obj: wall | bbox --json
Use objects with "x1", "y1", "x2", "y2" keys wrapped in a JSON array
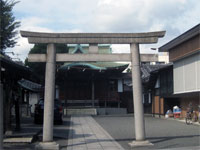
[
  {"x1": 160, "y1": 67, "x2": 173, "y2": 96},
  {"x1": 174, "y1": 51, "x2": 200, "y2": 94},
  {"x1": 169, "y1": 34, "x2": 200, "y2": 62},
  {"x1": 179, "y1": 92, "x2": 200, "y2": 118},
  {"x1": 29, "y1": 92, "x2": 40, "y2": 113}
]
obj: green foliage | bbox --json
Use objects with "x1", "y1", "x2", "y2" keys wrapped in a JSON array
[
  {"x1": 0, "y1": 0, "x2": 20, "y2": 51},
  {"x1": 28, "y1": 44, "x2": 47, "y2": 54},
  {"x1": 28, "y1": 43, "x2": 69, "y2": 54},
  {"x1": 25, "y1": 57, "x2": 46, "y2": 84},
  {"x1": 25, "y1": 44, "x2": 68, "y2": 83}
]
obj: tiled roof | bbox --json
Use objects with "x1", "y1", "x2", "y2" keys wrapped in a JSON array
[
  {"x1": 18, "y1": 79, "x2": 42, "y2": 92},
  {"x1": 1, "y1": 53, "x2": 31, "y2": 75},
  {"x1": 141, "y1": 63, "x2": 173, "y2": 83}
]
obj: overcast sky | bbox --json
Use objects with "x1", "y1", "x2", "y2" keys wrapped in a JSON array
[{"x1": 7, "y1": 0, "x2": 200, "y2": 61}]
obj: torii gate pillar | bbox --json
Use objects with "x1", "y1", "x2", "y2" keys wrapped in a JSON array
[
  {"x1": 35, "y1": 44, "x2": 59, "y2": 150},
  {"x1": 43, "y1": 44, "x2": 56, "y2": 142},
  {"x1": 131, "y1": 43, "x2": 145, "y2": 140},
  {"x1": 129, "y1": 43, "x2": 153, "y2": 147}
]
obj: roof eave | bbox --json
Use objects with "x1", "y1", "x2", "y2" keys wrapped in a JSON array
[{"x1": 159, "y1": 24, "x2": 200, "y2": 52}]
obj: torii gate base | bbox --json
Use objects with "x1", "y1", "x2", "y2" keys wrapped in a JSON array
[
  {"x1": 35, "y1": 142, "x2": 59, "y2": 150},
  {"x1": 21, "y1": 31, "x2": 165, "y2": 149},
  {"x1": 129, "y1": 140, "x2": 154, "y2": 147}
]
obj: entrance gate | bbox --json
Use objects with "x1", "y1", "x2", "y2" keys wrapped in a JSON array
[{"x1": 21, "y1": 31, "x2": 165, "y2": 149}]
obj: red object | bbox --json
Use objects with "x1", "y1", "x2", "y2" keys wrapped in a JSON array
[{"x1": 174, "y1": 112, "x2": 181, "y2": 118}]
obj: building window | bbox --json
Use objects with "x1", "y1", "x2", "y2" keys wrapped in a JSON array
[{"x1": 143, "y1": 93, "x2": 151, "y2": 104}]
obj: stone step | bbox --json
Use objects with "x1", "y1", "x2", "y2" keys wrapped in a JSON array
[
  {"x1": 3, "y1": 137, "x2": 33, "y2": 143},
  {"x1": 64, "y1": 108, "x2": 97, "y2": 115}
]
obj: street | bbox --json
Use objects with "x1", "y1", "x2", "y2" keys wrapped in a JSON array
[
  {"x1": 94, "y1": 115, "x2": 200, "y2": 150},
  {"x1": 3, "y1": 115, "x2": 200, "y2": 150}
]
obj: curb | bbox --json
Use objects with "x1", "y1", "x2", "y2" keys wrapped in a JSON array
[{"x1": 3, "y1": 129, "x2": 42, "y2": 143}]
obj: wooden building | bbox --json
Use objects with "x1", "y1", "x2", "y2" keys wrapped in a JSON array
[
  {"x1": 0, "y1": 53, "x2": 41, "y2": 133},
  {"x1": 56, "y1": 44, "x2": 171, "y2": 114},
  {"x1": 56, "y1": 44, "x2": 129, "y2": 113},
  {"x1": 159, "y1": 24, "x2": 200, "y2": 117},
  {"x1": 149, "y1": 64, "x2": 179, "y2": 116},
  {"x1": 139, "y1": 64, "x2": 174, "y2": 115}
]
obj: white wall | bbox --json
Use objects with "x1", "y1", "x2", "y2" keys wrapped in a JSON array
[
  {"x1": 29, "y1": 92, "x2": 40, "y2": 113},
  {"x1": 174, "y1": 51, "x2": 200, "y2": 94}
]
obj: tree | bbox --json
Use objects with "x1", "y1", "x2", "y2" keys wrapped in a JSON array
[
  {"x1": 25, "y1": 44, "x2": 68, "y2": 84},
  {"x1": 0, "y1": 0, "x2": 20, "y2": 52}
]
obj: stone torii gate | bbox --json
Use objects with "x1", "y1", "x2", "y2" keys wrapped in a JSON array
[{"x1": 21, "y1": 31, "x2": 165, "y2": 149}]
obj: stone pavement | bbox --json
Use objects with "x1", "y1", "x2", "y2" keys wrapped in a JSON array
[{"x1": 66, "y1": 116, "x2": 125, "y2": 150}]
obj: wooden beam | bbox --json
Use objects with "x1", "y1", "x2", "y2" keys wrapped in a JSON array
[{"x1": 28, "y1": 53, "x2": 158, "y2": 62}]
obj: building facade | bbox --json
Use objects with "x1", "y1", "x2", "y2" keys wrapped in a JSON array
[
  {"x1": 56, "y1": 44, "x2": 167, "y2": 114},
  {"x1": 57, "y1": 44, "x2": 129, "y2": 114},
  {"x1": 159, "y1": 24, "x2": 200, "y2": 117}
]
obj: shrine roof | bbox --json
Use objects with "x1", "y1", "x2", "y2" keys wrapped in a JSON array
[
  {"x1": 18, "y1": 78, "x2": 42, "y2": 92},
  {"x1": 59, "y1": 62, "x2": 129, "y2": 72}
]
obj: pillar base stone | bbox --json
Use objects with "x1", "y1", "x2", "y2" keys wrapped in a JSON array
[
  {"x1": 35, "y1": 142, "x2": 59, "y2": 150},
  {"x1": 129, "y1": 140, "x2": 153, "y2": 147}
]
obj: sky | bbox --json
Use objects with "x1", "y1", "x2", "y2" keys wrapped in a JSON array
[{"x1": 6, "y1": 0, "x2": 200, "y2": 61}]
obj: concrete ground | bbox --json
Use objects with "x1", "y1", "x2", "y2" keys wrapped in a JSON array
[
  {"x1": 94, "y1": 114, "x2": 200, "y2": 150},
  {"x1": 3, "y1": 117, "x2": 71, "y2": 150},
  {"x1": 4, "y1": 116, "x2": 124, "y2": 150},
  {"x1": 65, "y1": 116, "x2": 125, "y2": 150},
  {"x1": 3, "y1": 115, "x2": 200, "y2": 150}
]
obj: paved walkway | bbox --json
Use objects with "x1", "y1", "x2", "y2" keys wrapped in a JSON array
[{"x1": 66, "y1": 116, "x2": 124, "y2": 150}]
